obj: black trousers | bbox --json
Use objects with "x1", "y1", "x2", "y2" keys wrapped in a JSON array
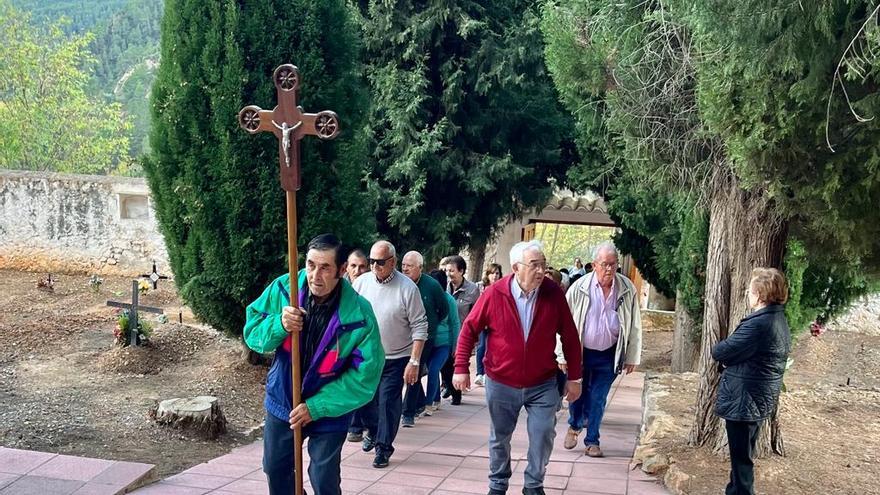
[
  {"x1": 725, "y1": 419, "x2": 760, "y2": 495},
  {"x1": 440, "y1": 353, "x2": 461, "y2": 402}
]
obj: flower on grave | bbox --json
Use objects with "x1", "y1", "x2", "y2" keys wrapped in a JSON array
[
  {"x1": 89, "y1": 275, "x2": 103, "y2": 293},
  {"x1": 138, "y1": 279, "x2": 151, "y2": 295},
  {"x1": 810, "y1": 321, "x2": 826, "y2": 337},
  {"x1": 114, "y1": 310, "x2": 154, "y2": 347}
]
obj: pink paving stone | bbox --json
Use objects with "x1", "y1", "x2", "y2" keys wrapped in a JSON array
[
  {"x1": 71, "y1": 482, "x2": 126, "y2": 495},
  {"x1": 185, "y1": 462, "x2": 258, "y2": 479},
  {"x1": 339, "y1": 477, "x2": 374, "y2": 492},
  {"x1": 29, "y1": 454, "x2": 115, "y2": 482},
  {"x1": 0, "y1": 448, "x2": 55, "y2": 474},
  {"x1": 392, "y1": 460, "x2": 458, "y2": 477},
  {"x1": 164, "y1": 473, "x2": 238, "y2": 490},
  {"x1": 209, "y1": 454, "x2": 263, "y2": 469},
  {"x1": 571, "y1": 461, "x2": 630, "y2": 480},
  {"x1": 565, "y1": 477, "x2": 627, "y2": 494},
  {"x1": 244, "y1": 469, "x2": 266, "y2": 481},
  {"x1": 208, "y1": 478, "x2": 267, "y2": 495},
  {"x1": 406, "y1": 452, "x2": 464, "y2": 466},
  {"x1": 132, "y1": 482, "x2": 209, "y2": 494},
  {"x1": 625, "y1": 480, "x2": 670, "y2": 495},
  {"x1": 449, "y1": 466, "x2": 487, "y2": 481},
  {"x1": 0, "y1": 473, "x2": 19, "y2": 490},
  {"x1": 89, "y1": 461, "x2": 155, "y2": 487},
  {"x1": 0, "y1": 475, "x2": 84, "y2": 495},
  {"x1": 360, "y1": 481, "x2": 433, "y2": 495},
  {"x1": 340, "y1": 466, "x2": 386, "y2": 482},
  {"x1": 378, "y1": 470, "x2": 443, "y2": 489},
  {"x1": 432, "y1": 477, "x2": 489, "y2": 494},
  {"x1": 547, "y1": 461, "x2": 574, "y2": 477}
]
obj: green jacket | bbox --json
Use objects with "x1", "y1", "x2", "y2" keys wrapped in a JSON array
[{"x1": 243, "y1": 271, "x2": 384, "y2": 431}]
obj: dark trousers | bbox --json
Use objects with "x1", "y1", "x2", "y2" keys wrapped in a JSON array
[
  {"x1": 725, "y1": 419, "x2": 760, "y2": 495},
  {"x1": 475, "y1": 331, "x2": 487, "y2": 375},
  {"x1": 263, "y1": 413, "x2": 346, "y2": 495},
  {"x1": 403, "y1": 342, "x2": 432, "y2": 419},
  {"x1": 361, "y1": 357, "x2": 409, "y2": 456},
  {"x1": 440, "y1": 353, "x2": 461, "y2": 402}
]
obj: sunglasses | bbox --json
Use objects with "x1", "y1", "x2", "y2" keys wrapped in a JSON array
[{"x1": 368, "y1": 255, "x2": 394, "y2": 267}]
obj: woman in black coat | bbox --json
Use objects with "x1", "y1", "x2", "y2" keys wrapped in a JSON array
[{"x1": 712, "y1": 268, "x2": 792, "y2": 495}]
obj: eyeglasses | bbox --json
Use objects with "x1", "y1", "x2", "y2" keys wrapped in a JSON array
[
  {"x1": 518, "y1": 260, "x2": 548, "y2": 271},
  {"x1": 368, "y1": 255, "x2": 394, "y2": 267},
  {"x1": 596, "y1": 261, "x2": 618, "y2": 271}
]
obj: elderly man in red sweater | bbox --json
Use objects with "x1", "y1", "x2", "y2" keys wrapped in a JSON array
[{"x1": 453, "y1": 240, "x2": 583, "y2": 495}]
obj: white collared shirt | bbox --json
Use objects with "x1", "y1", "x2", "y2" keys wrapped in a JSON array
[{"x1": 511, "y1": 277, "x2": 539, "y2": 340}]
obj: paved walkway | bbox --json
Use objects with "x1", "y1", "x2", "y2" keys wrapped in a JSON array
[
  {"x1": 131, "y1": 371, "x2": 667, "y2": 495},
  {"x1": 0, "y1": 447, "x2": 155, "y2": 494}
]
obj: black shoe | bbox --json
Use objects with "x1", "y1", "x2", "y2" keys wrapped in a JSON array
[
  {"x1": 362, "y1": 434, "x2": 375, "y2": 452},
  {"x1": 522, "y1": 488, "x2": 545, "y2": 495},
  {"x1": 346, "y1": 431, "x2": 363, "y2": 443},
  {"x1": 372, "y1": 451, "x2": 390, "y2": 468},
  {"x1": 488, "y1": 489, "x2": 506, "y2": 495},
  {"x1": 441, "y1": 386, "x2": 452, "y2": 399},
  {"x1": 401, "y1": 416, "x2": 415, "y2": 428},
  {"x1": 451, "y1": 396, "x2": 462, "y2": 406}
]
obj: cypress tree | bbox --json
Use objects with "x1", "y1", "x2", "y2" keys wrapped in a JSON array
[
  {"x1": 361, "y1": 0, "x2": 576, "y2": 263},
  {"x1": 146, "y1": 0, "x2": 372, "y2": 337}
]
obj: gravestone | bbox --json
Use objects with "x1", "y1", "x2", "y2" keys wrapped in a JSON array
[{"x1": 107, "y1": 280, "x2": 164, "y2": 346}]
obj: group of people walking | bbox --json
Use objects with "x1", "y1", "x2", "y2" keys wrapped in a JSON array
[{"x1": 243, "y1": 233, "x2": 790, "y2": 495}]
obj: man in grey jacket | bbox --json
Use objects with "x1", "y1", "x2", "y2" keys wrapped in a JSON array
[
  {"x1": 352, "y1": 240, "x2": 428, "y2": 468},
  {"x1": 557, "y1": 241, "x2": 642, "y2": 457}
]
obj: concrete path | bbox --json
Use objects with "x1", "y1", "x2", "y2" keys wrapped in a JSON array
[
  {"x1": 0, "y1": 447, "x2": 155, "y2": 494},
  {"x1": 132, "y1": 371, "x2": 667, "y2": 495}
]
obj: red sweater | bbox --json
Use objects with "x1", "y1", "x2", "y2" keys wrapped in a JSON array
[{"x1": 455, "y1": 274, "x2": 583, "y2": 388}]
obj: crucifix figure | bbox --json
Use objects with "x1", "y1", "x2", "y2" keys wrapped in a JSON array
[
  {"x1": 107, "y1": 280, "x2": 164, "y2": 346},
  {"x1": 238, "y1": 64, "x2": 339, "y2": 495}
]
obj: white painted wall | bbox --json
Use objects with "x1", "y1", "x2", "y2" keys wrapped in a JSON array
[{"x1": 0, "y1": 170, "x2": 168, "y2": 275}]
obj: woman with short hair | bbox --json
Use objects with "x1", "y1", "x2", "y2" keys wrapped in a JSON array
[{"x1": 712, "y1": 267, "x2": 792, "y2": 495}]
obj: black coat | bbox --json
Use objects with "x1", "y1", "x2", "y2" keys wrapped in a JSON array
[{"x1": 712, "y1": 304, "x2": 791, "y2": 422}]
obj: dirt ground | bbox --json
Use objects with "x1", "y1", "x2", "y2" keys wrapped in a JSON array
[
  {"x1": 639, "y1": 297, "x2": 880, "y2": 495},
  {"x1": 0, "y1": 269, "x2": 267, "y2": 478}
]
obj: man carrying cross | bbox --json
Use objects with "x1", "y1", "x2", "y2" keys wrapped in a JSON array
[{"x1": 244, "y1": 234, "x2": 384, "y2": 495}]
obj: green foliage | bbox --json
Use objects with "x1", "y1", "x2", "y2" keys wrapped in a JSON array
[
  {"x1": 0, "y1": 0, "x2": 132, "y2": 173},
  {"x1": 146, "y1": 0, "x2": 373, "y2": 337},
  {"x1": 88, "y1": 0, "x2": 162, "y2": 159},
  {"x1": 361, "y1": 0, "x2": 576, "y2": 259},
  {"x1": 532, "y1": 223, "x2": 615, "y2": 269},
  {"x1": 11, "y1": 0, "x2": 129, "y2": 33}
]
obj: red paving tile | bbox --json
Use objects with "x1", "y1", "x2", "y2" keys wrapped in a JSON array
[
  {"x1": 0, "y1": 448, "x2": 55, "y2": 475},
  {"x1": 71, "y1": 482, "x2": 127, "y2": 495},
  {"x1": 29, "y1": 455, "x2": 114, "y2": 482},
  {"x1": 89, "y1": 461, "x2": 155, "y2": 487},
  {"x1": 0, "y1": 475, "x2": 85, "y2": 495}
]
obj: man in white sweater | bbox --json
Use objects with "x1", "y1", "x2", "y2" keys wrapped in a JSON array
[{"x1": 352, "y1": 240, "x2": 428, "y2": 468}]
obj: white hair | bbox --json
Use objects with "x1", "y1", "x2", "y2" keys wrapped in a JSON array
[
  {"x1": 402, "y1": 250, "x2": 424, "y2": 267},
  {"x1": 372, "y1": 240, "x2": 396, "y2": 257},
  {"x1": 509, "y1": 240, "x2": 544, "y2": 267},
  {"x1": 591, "y1": 241, "x2": 618, "y2": 261}
]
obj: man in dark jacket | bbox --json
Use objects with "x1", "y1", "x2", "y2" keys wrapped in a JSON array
[{"x1": 712, "y1": 268, "x2": 791, "y2": 495}]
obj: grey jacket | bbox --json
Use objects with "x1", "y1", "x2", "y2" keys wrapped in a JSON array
[{"x1": 556, "y1": 272, "x2": 642, "y2": 373}]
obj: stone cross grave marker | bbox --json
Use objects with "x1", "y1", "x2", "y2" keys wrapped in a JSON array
[{"x1": 140, "y1": 261, "x2": 169, "y2": 290}]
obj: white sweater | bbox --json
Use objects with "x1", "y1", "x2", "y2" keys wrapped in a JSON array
[{"x1": 353, "y1": 270, "x2": 428, "y2": 359}]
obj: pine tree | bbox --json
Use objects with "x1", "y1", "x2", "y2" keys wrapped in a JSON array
[
  {"x1": 361, "y1": 0, "x2": 576, "y2": 265},
  {"x1": 146, "y1": 0, "x2": 373, "y2": 337}
]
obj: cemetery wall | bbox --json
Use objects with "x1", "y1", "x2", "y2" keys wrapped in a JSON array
[{"x1": 0, "y1": 170, "x2": 169, "y2": 276}]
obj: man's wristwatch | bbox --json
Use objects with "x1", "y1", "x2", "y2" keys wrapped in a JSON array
[{"x1": 408, "y1": 358, "x2": 420, "y2": 366}]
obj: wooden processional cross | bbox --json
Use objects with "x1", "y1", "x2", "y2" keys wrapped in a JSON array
[{"x1": 238, "y1": 64, "x2": 339, "y2": 495}]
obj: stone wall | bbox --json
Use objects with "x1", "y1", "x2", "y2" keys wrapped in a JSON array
[{"x1": 0, "y1": 170, "x2": 168, "y2": 276}]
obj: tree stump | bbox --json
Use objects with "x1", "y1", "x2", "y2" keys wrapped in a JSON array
[{"x1": 151, "y1": 396, "x2": 228, "y2": 439}]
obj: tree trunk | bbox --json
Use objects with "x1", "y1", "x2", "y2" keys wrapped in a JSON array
[
  {"x1": 469, "y1": 243, "x2": 487, "y2": 283},
  {"x1": 688, "y1": 187, "x2": 731, "y2": 448},
  {"x1": 689, "y1": 176, "x2": 789, "y2": 457},
  {"x1": 671, "y1": 289, "x2": 698, "y2": 372}
]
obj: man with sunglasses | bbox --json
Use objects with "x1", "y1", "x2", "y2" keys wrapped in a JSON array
[
  {"x1": 351, "y1": 240, "x2": 428, "y2": 468},
  {"x1": 558, "y1": 241, "x2": 642, "y2": 458}
]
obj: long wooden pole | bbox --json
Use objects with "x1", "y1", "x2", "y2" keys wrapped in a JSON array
[{"x1": 286, "y1": 190, "x2": 303, "y2": 495}]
